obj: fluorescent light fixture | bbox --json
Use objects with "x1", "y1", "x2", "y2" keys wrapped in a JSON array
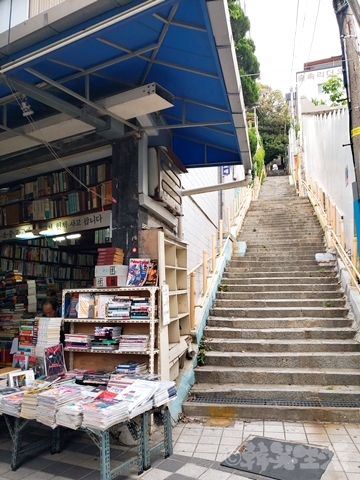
[
  {"x1": 53, "y1": 236, "x2": 66, "y2": 242},
  {"x1": 15, "y1": 231, "x2": 41, "y2": 240},
  {"x1": 66, "y1": 233, "x2": 81, "y2": 239},
  {"x1": 39, "y1": 228, "x2": 64, "y2": 236},
  {"x1": 100, "y1": 83, "x2": 174, "y2": 120}
]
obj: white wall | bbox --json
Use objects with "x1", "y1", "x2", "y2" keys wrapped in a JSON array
[
  {"x1": 301, "y1": 105, "x2": 355, "y2": 249},
  {"x1": 181, "y1": 165, "x2": 245, "y2": 301}
]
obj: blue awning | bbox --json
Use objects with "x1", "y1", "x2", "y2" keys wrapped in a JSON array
[{"x1": 0, "y1": 0, "x2": 250, "y2": 170}]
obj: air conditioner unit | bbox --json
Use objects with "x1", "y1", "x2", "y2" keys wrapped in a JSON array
[{"x1": 148, "y1": 147, "x2": 183, "y2": 216}]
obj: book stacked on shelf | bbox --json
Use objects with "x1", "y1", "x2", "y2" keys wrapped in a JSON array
[
  {"x1": 94, "y1": 264, "x2": 128, "y2": 288},
  {"x1": 118, "y1": 334, "x2": 150, "y2": 352},
  {"x1": 26, "y1": 280, "x2": 37, "y2": 314},
  {"x1": 64, "y1": 333, "x2": 94, "y2": 350},
  {"x1": 68, "y1": 293, "x2": 79, "y2": 318},
  {"x1": 17, "y1": 321, "x2": 37, "y2": 355},
  {"x1": 105, "y1": 296, "x2": 131, "y2": 318},
  {"x1": 90, "y1": 326, "x2": 122, "y2": 351},
  {"x1": 96, "y1": 247, "x2": 124, "y2": 266},
  {"x1": 34, "y1": 317, "x2": 62, "y2": 358},
  {"x1": 130, "y1": 297, "x2": 150, "y2": 319},
  {"x1": 80, "y1": 370, "x2": 111, "y2": 386},
  {"x1": 114, "y1": 361, "x2": 148, "y2": 375}
]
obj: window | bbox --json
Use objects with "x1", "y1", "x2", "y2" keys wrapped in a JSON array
[
  {"x1": 318, "y1": 84, "x2": 324, "y2": 94},
  {"x1": 0, "y1": 0, "x2": 29, "y2": 35}
]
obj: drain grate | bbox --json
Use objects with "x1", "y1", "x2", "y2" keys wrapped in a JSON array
[{"x1": 187, "y1": 397, "x2": 360, "y2": 408}]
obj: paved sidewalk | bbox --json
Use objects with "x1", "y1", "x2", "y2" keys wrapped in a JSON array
[{"x1": 0, "y1": 418, "x2": 360, "y2": 480}]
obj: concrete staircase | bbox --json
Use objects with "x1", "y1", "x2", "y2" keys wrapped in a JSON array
[{"x1": 183, "y1": 176, "x2": 360, "y2": 423}]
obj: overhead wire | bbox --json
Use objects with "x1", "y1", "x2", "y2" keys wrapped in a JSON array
[
  {"x1": 289, "y1": 0, "x2": 301, "y2": 88},
  {"x1": 0, "y1": 71, "x2": 114, "y2": 206}
]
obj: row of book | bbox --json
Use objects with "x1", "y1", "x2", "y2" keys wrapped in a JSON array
[
  {"x1": 0, "y1": 261, "x2": 94, "y2": 281},
  {"x1": 68, "y1": 293, "x2": 153, "y2": 319},
  {"x1": 1, "y1": 244, "x2": 96, "y2": 267},
  {"x1": 0, "y1": 183, "x2": 112, "y2": 225},
  {"x1": 0, "y1": 161, "x2": 112, "y2": 204}
]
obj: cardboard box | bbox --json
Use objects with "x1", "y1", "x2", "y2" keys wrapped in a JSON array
[
  {"x1": 95, "y1": 265, "x2": 128, "y2": 277},
  {"x1": 94, "y1": 276, "x2": 127, "y2": 288}
]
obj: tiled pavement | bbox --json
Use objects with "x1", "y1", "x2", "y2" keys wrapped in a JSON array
[{"x1": 0, "y1": 417, "x2": 360, "y2": 480}]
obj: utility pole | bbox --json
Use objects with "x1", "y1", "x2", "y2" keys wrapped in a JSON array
[
  {"x1": 347, "y1": 0, "x2": 360, "y2": 28},
  {"x1": 333, "y1": 0, "x2": 360, "y2": 197}
]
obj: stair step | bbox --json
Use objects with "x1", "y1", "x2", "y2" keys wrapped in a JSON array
[
  {"x1": 194, "y1": 365, "x2": 360, "y2": 385},
  {"x1": 221, "y1": 277, "x2": 339, "y2": 285},
  {"x1": 204, "y1": 326, "x2": 355, "y2": 339},
  {"x1": 225, "y1": 265, "x2": 334, "y2": 273},
  {"x1": 209, "y1": 307, "x2": 349, "y2": 318},
  {"x1": 182, "y1": 401, "x2": 360, "y2": 423},
  {"x1": 204, "y1": 351, "x2": 360, "y2": 368},
  {"x1": 188, "y1": 383, "x2": 360, "y2": 402},
  {"x1": 216, "y1": 291, "x2": 344, "y2": 300},
  {"x1": 214, "y1": 299, "x2": 346, "y2": 308},
  {"x1": 222, "y1": 271, "x2": 337, "y2": 278},
  {"x1": 222, "y1": 284, "x2": 341, "y2": 291},
  {"x1": 203, "y1": 339, "x2": 360, "y2": 351},
  {"x1": 206, "y1": 317, "x2": 352, "y2": 328}
]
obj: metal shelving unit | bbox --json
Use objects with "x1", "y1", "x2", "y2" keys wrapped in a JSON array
[{"x1": 61, "y1": 286, "x2": 159, "y2": 373}]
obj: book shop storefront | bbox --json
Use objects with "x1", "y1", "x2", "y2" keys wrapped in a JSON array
[{"x1": 0, "y1": 0, "x2": 251, "y2": 476}]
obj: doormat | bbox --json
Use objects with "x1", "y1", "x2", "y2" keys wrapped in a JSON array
[{"x1": 220, "y1": 436, "x2": 333, "y2": 480}]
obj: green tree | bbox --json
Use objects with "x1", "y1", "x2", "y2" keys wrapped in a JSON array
[
  {"x1": 256, "y1": 84, "x2": 290, "y2": 165},
  {"x1": 322, "y1": 75, "x2": 347, "y2": 106},
  {"x1": 228, "y1": 0, "x2": 260, "y2": 107}
]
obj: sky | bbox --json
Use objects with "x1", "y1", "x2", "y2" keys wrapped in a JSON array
[{"x1": 243, "y1": 0, "x2": 343, "y2": 94}]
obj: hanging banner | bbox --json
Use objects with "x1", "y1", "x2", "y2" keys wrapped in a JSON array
[{"x1": 41, "y1": 210, "x2": 112, "y2": 235}]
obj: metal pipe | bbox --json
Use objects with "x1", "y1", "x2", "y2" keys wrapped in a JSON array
[{"x1": 181, "y1": 176, "x2": 252, "y2": 196}]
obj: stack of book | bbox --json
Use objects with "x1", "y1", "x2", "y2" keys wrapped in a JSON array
[
  {"x1": 96, "y1": 247, "x2": 124, "y2": 266},
  {"x1": 153, "y1": 380, "x2": 177, "y2": 407},
  {"x1": 26, "y1": 280, "x2": 37, "y2": 314},
  {"x1": 82, "y1": 389, "x2": 129, "y2": 430},
  {"x1": 118, "y1": 334, "x2": 150, "y2": 352},
  {"x1": 64, "y1": 333, "x2": 94, "y2": 350},
  {"x1": 90, "y1": 326, "x2": 122, "y2": 351},
  {"x1": 117, "y1": 379, "x2": 159, "y2": 415},
  {"x1": 34, "y1": 317, "x2": 62, "y2": 357},
  {"x1": 130, "y1": 297, "x2": 150, "y2": 319},
  {"x1": 36, "y1": 385, "x2": 83, "y2": 427},
  {"x1": 0, "y1": 391, "x2": 24, "y2": 417},
  {"x1": 115, "y1": 361, "x2": 148, "y2": 375},
  {"x1": 18, "y1": 320, "x2": 37, "y2": 355},
  {"x1": 105, "y1": 297, "x2": 131, "y2": 318},
  {"x1": 68, "y1": 293, "x2": 79, "y2": 318}
]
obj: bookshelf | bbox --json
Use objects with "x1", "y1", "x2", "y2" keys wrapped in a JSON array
[
  {"x1": 0, "y1": 242, "x2": 96, "y2": 285},
  {"x1": 138, "y1": 230, "x2": 191, "y2": 381},
  {"x1": 0, "y1": 159, "x2": 112, "y2": 226},
  {"x1": 61, "y1": 286, "x2": 159, "y2": 375}
]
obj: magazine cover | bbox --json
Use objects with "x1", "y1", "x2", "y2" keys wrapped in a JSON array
[
  {"x1": 44, "y1": 344, "x2": 67, "y2": 377},
  {"x1": 126, "y1": 258, "x2": 150, "y2": 286},
  {"x1": 144, "y1": 259, "x2": 158, "y2": 286}
]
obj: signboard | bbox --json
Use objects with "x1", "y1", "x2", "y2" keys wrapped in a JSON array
[
  {"x1": 161, "y1": 284, "x2": 170, "y2": 326},
  {"x1": 222, "y1": 166, "x2": 231, "y2": 176},
  {"x1": 0, "y1": 224, "x2": 32, "y2": 241},
  {"x1": 40, "y1": 210, "x2": 112, "y2": 235}
]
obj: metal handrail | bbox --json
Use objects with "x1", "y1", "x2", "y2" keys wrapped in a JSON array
[
  {"x1": 301, "y1": 179, "x2": 360, "y2": 294},
  {"x1": 187, "y1": 183, "x2": 254, "y2": 330}
]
